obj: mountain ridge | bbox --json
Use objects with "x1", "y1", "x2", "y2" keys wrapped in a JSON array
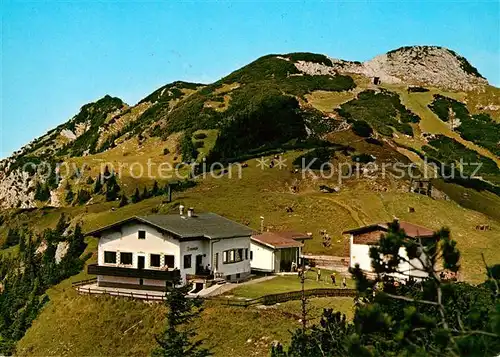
[{"x1": 1, "y1": 45, "x2": 499, "y2": 211}]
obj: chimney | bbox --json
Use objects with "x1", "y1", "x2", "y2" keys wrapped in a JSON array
[
  {"x1": 187, "y1": 207, "x2": 194, "y2": 217},
  {"x1": 179, "y1": 205, "x2": 185, "y2": 216}
]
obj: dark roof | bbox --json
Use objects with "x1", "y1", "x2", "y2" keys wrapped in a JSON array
[
  {"x1": 251, "y1": 232, "x2": 304, "y2": 249},
  {"x1": 86, "y1": 212, "x2": 254, "y2": 240},
  {"x1": 343, "y1": 221, "x2": 435, "y2": 239}
]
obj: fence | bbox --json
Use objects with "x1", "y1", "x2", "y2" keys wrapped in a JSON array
[
  {"x1": 205, "y1": 288, "x2": 357, "y2": 307},
  {"x1": 75, "y1": 285, "x2": 167, "y2": 301},
  {"x1": 72, "y1": 279, "x2": 357, "y2": 306},
  {"x1": 71, "y1": 277, "x2": 97, "y2": 287}
]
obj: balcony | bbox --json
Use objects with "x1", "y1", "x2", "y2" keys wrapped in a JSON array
[{"x1": 88, "y1": 264, "x2": 180, "y2": 281}]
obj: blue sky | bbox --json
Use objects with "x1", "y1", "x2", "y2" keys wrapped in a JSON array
[{"x1": 2, "y1": 1, "x2": 499, "y2": 159}]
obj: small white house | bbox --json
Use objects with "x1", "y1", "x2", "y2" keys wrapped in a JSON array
[
  {"x1": 250, "y1": 231, "x2": 311, "y2": 273},
  {"x1": 86, "y1": 208, "x2": 254, "y2": 291},
  {"x1": 344, "y1": 221, "x2": 436, "y2": 280}
]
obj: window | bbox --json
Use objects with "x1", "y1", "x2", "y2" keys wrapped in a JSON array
[
  {"x1": 150, "y1": 254, "x2": 161, "y2": 267},
  {"x1": 223, "y1": 249, "x2": 245, "y2": 264},
  {"x1": 183, "y1": 254, "x2": 192, "y2": 269},
  {"x1": 250, "y1": 251, "x2": 253, "y2": 261},
  {"x1": 104, "y1": 251, "x2": 116, "y2": 264},
  {"x1": 164, "y1": 255, "x2": 175, "y2": 268},
  {"x1": 120, "y1": 252, "x2": 133, "y2": 265},
  {"x1": 138, "y1": 230, "x2": 146, "y2": 239}
]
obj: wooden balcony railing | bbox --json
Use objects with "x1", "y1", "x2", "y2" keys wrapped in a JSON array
[{"x1": 88, "y1": 264, "x2": 180, "y2": 281}]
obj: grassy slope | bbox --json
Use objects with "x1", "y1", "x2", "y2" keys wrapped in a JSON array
[
  {"x1": 3, "y1": 152, "x2": 499, "y2": 282},
  {"x1": 383, "y1": 83, "x2": 500, "y2": 167},
  {"x1": 17, "y1": 246, "x2": 353, "y2": 357}
]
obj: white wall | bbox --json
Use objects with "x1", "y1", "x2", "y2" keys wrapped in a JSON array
[
  {"x1": 179, "y1": 239, "x2": 210, "y2": 278},
  {"x1": 250, "y1": 242, "x2": 275, "y2": 272},
  {"x1": 212, "y1": 236, "x2": 251, "y2": 279},
  {"x1": 349, "y1": 234, "x2": 430, "y2": 280},
  {"x1": 99, "y1": 223, "x2": 180, "y2": 269}
]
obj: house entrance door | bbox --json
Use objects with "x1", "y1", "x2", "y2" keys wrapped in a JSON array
[
  {"x1": 195, "y1": 254, "x2": 203, "y2": 275},
  {"x1": 138, "y1": 256, "x2": 145, "y2": 270}
]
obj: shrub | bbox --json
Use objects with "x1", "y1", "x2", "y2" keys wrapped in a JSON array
[
  {"x1": 352, "y1": 154, "x2": 375, "y2": 163},
  {"x1": 193, "y1": 133, "x2": 207, "y2": 140},
  {"x1": 180, "y1": 131, "x2": 198, "y2": 162},
  {"x1": 207, "y1": 90, "x2": 307, "y2": 162},
  {"x1": 407, "y1": 86, "x2": 429, "y2": 93},
  {"x1": 76, "y1": 189, "x2": 91, "y2": 205},
  {"x1": 352, "y1": 120, "x2": 373, "y2": 137},
  {"x1": 286, "y1": 52, "x2": 333, "y2": 66},
  {"x1": 293, "y1": 148, "x2": 336, "y2": 170},
  {"x1": 339, "y1": 90, "x2": 417, "y2": 137},
  {"x1": 34, "y1": 182, "x2": 51, "y2": 202},
  {"x1": 428, "y1": 95, "x2": 500, "y2": 156},
  {"x1": 423, "y1": 135, "x2": 499, "y2": 183}
]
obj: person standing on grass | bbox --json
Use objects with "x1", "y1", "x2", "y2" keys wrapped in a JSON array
[
  {"x1": 317, "y1": 268, "x2": 321, "y2": 282},
  {"x1": 342, "y1": 276, "x2": 347, "y2": 288},
  {"x1": 331, "y1": 273, "x2": 336, "y2": 285}
]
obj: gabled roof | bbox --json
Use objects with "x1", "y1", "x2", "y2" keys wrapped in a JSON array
[
  {"x1": 251, "y1": 231, "x2": 307, "y2": 249},
  {"x1": 343, "y1": 221, "x2": 435, "y2": 239},
  {"x1": 86, "y1": 213, "x2": 254, "y2": 240}
]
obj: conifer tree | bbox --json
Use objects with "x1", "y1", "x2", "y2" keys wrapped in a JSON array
[
  {"x1": 94, "y1": 174, "x2": 103, "y2": 193},
  {"x1": 131, "y1": 188, "x2": 141, "y2": 203},
  {"x1": 119, "y1": 194, "x2": 129, "y2": 207},
  {"x1": 151, "y1": 180, "x2": 160, "y2": 196},
  {"x1": 55, "y1": 213, "x2": 69, "y2": 237},
  {"x1": 152, "y1": 277, "x2": 211, "y2": 357},
  {"x1": 65, "y1": 186, "x2": 74, "y2": 205},
  {"x1": 142, "y1": 187, "x2": 150, "y2": 200},
  {"x1": 105, "y1": 175, "x2": 121, "y2": 202}
]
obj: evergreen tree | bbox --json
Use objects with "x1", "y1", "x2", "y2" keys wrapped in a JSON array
[
  {"x1": 68, "y1": 223, "x2": 84, "y2": 258},
  {"x1": 34, "y1": 182, "x2": 51, "y2": 202},
  {"x1": 119, "y1": 194, "x2": 129, "y2": 207},
  {"x1": 105, "y1": 175, "x2": 121, "y2": 202},
  {"x1": 94, "y1": 174, "x2": 103, "y2": 194},
  {"x1": 2, "y1": 228, "x2": 21, "y2": 249},
  {"x1": 103, "y1": 165, "x2": 111, "y2": 180},
  {"x1": 151, "y1": 181, "x2": 160, "y2": 196},
  {"x1": 152, "y1": 278, "x2": 211, "y2": 357},
  {"x1": 54, "y1": 213, "x2": 69, "y2": 237},
  {"x1": 131, "y1": 188, "x2": 141, "y2": 203},
  {"x1": 18, "y1": 234, "x2": 26, "y2": 255},
  {"x1": 65, "y1": 186, "x2": 74, "y2": 205},
  {"x1": 142, "y1": 187, "x2": 150, "y2": 200},
  {"x1": 76, "y1": 189, "x2": 91, "y2": 205},
  {"x1": 272, "y1": 222, "x2": 500, "y2": 357}
]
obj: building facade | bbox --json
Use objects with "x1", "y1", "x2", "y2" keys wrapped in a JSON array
[
  {"x1": 344, "y1": 221, "x2": 436, "y2": 280},
  {"x1": 86, "y1": 209, "x2": 254, "y2": 291},
  {"x1": 250, "y1": 231, "x2": 311, "y2": 273}
]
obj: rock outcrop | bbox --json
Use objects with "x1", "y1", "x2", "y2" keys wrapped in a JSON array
[{"x1": 296, "y1": 46, "x2": 488, "y2": 92}]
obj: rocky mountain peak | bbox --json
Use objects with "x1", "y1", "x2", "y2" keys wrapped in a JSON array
[{"x1": 325, "y1": 46, "x2": 488, "y2": 91}]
